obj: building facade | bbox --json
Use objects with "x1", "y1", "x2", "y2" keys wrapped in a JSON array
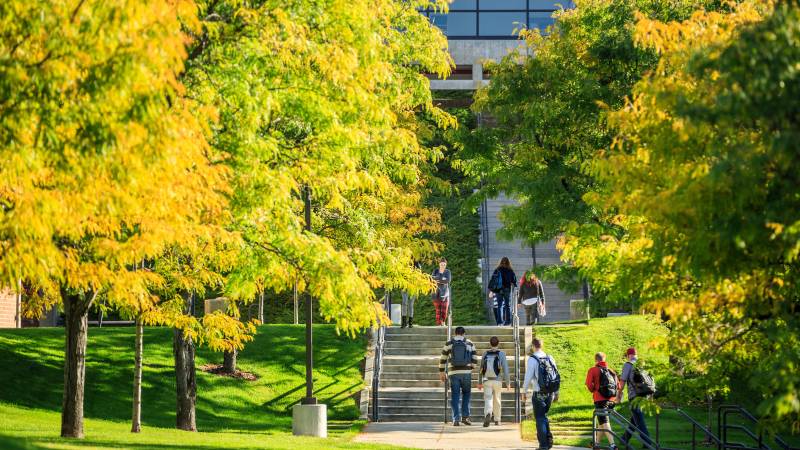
[
  {"x1": 425, "y1": 0, "x2": 573, "y2": 90},
  {"x1": 427, "y1": 0, "x2": 582, "y2": 322}
]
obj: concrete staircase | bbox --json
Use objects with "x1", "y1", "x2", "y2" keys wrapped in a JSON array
[
  {"x1": 372, "y1": 325, "x2": 526, "y2": 423},
  {"x1": 482, "y1": 194, "x2": 577, "y2": 323}
]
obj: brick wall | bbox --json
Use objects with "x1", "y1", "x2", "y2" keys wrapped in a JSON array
[{"x1": 0, "y1": 288, "x2": 18, "y2": 328}]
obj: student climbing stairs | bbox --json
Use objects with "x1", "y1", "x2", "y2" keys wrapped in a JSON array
[{"x1": 369, "y1": 325, "x2": 525, "y2": 423}]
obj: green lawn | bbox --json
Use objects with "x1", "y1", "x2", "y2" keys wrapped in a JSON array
[
  {"x1": 521, "y1": 315, "x2": 671, "y2": 446},
  {"x1": 521, "y1": 316, "x2": 800, "y2": 447},
  {"x1": 0, "y1": 324, "x2": 401, "y2": 449}
]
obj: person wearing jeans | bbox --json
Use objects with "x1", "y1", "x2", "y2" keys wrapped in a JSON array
[
  {"x1": 439, "y1": 327, "x2": 478, "y2": 426},
  {"x1": 522, "y1": 338, "x2": 559, "y2": 449},
  {"x1": 490, "y1": 257, "x2": 517, "y2": 326},
  {"x1": 620, "y1": 348, "x2": 653, "y2": 446}
]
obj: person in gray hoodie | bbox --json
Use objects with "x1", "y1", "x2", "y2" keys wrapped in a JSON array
[{"x1": 478, "y1": 336, "x2": 511, "y2": 427}]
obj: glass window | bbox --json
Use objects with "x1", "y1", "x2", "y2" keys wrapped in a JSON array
[
  {"x1": 479, "y1": 11, "x2": 526, "y2": 36},
  {"x1": 479, "y1": 0, "x2": 526, "y2": 10},
  {"x1": 430, "y1": 13, "x2": 448, "y2": 33},
  {"x1": 449, "y1": 0, "x2": 477, "y2": 9},
  {"x1": 446, "y1": 12, "x2": 477, "y2": 36},
  {"x1": 528, "y1": 11, "x2": 555, "y2": 31},
  {"x1": 529, "y1": 0, "x2": 573, "y2": 9}
]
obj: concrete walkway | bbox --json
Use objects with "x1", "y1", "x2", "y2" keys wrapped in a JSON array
[{"x1": 355, "y1": 422, "x2": 583, "y2": 449}]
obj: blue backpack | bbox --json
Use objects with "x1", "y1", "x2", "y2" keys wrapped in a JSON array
[{"x1": 488, "y1": 269, "x2": 503, "y2": 293}]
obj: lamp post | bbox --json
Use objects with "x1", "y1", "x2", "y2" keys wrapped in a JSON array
[
  {"x1": 302, "y1": 186, "x2": 316, "y2": 405},
  {"x1": 292, "y1": 185, "x2": 327, "y2": 437}
]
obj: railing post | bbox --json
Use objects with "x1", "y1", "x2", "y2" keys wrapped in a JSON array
[{"x1": 512, "y1": 286, "x2": 521, "y2": 423}]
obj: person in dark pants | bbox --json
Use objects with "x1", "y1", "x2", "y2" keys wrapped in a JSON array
[
  {"x1": 489, "y1": 257, "x2": 517, "y2": 326},
  {"x1": 620, "y1": 347, "x2": 653, "y2": 446},
  {"x1": 439, "y1": 326, "x2": 479, "y2": 426},
  {"x1": 522, "y1": 338, "x2": 559, "y2": 450}
]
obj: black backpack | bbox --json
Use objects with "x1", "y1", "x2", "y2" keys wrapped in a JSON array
[
  {"x1": 598, "y1": 366, "x2": 618, "y2": 399},
  {"x1": 537, "y1": 355, "x2": 561, "y2": 394},
  {"x1": 450, "y1": 339, "x2": 472, "y2": 367},
  {"x1": 481, "y1": 350, "x2": 502, "y2": 379},
  {"x1": 631, "y1": 364, "x2": 656, "y2": 396},
  {"x1": 488, "y1": 269, "x2": 503, "y2": 293}
]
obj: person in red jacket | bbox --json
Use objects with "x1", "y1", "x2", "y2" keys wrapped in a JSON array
[{"x1": 586, "y1": 352, "x2": 622, "y2": 450}]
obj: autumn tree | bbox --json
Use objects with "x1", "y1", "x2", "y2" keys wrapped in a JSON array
[
  {"x1": 457, "y1": 0, "x2": 720, "y2": 307},
  {"x1": 572, "y1": 0, "x2": 800, "y2": 422},
  {"x1": 0, "y1": 0, "x2": 228, "y2": 438}
]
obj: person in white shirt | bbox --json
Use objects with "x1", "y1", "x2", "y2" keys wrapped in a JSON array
[{"x1": 522, "y1": 338, "x2": 559, "y2": 450}]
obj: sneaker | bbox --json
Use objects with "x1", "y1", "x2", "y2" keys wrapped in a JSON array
[
  {"x1": 495, "y1": 420, "x2": 501, "y2": 426},
  {"x1": 453, "y1": 420, "x2": 460, "y2": 426},
  {"x1": 609, "y1": 445, "x2": 618, "y2": 450},
  {"x1": 461, "y1": 417, "x2": 472, "y2": 426},
  {"x1": 483, "y1": 413, "x2": 491, "y2": 427}
]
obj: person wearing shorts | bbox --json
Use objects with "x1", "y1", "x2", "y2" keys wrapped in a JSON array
[{"x1": 586, "y1": 352, "x2": 622, "y2": 450}]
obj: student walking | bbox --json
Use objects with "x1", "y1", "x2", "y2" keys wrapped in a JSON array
[
  {"x1": 478, "y1": 336, "x2": 511, "y2": 427},
  {"x1": 439, "y1": 327, "x2": 478, "y2": 426},
  {"x1": 620, "y1": 347, "x2": 654, "y2": 446},
  {"x1": 400, "y1": 261, "x2": 421, "y2": 328},
  {"x1": 522, "y1": 338, "x2": 560, "y2": 450},
  {"x1": 488, "y1": 291, "x2": 501, "y2": 325},
  {"x1": 488, "y1": 257, "x2": 517, "y2": 326},
  {"x1": 431, "y1": 258, "x2": 452, "y2": 326},
  {"x1": 518, "y1": 271, "x2": 546, "y2": 325},
  {"x1": 586, "y1": 352, "x2": 623, "y2": 450}
]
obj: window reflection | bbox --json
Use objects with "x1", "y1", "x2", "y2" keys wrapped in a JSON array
[
  {"x1": 480, "y1": 12, "x2": 526, "y2": 37},
  {"x1": 421, "y1": 0, "x2": 571, "y2": 38}
]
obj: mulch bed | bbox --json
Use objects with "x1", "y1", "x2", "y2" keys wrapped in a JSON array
[{"x1": 199, "y1": 364, "x2": 258, "y2": 381}]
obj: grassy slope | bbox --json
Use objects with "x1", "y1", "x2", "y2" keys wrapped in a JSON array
[
  {"x1": 522, "y1": 315, "x2": 669, "y2": 446},
  {"x1": 522, "y1": 316, "x2": 800, "y2": 447},
  {"x1": 0, "y1": 325, "x2": 400, "y2": 450}
]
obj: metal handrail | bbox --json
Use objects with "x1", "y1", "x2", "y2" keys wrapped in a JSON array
[
  {"x1": 593, "y1": 408, "x2": 658, "y2": 450},
  {"x1": 512, "y1": 286, "x2": 522, "y2": 423},
  {"x1": 719, "y1": 404, "x2": 797, "y2": 450},
  {"x1": 370, "y1": 294, "x2": 389, "y2": 422},
  {"x1": 443, "y1": 293, "x2": 453, "y2": 423},
  {"x1": 656, "y1": 405, "x2": 721, "y2": 450}
]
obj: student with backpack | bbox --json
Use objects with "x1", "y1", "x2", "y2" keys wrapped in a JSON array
[
  {"x1": 478, "y1": 336, "x2": 511, "y2": 427},
  {"x1": 522, "y1": 338, "x2": 560, "y2": 450},
  {"x1": 620, "y1": 347, "x2": 654, "y2": 446},
  {"x1": 488, "y1": 257, "x2": 517, "y2": 326},
  {"x1": 586, "y1": 352, "x2": 623, "y2": 450},
  {"x1": 431, "y1": 258, "x2": 452, "y2": 326},
  {"x1": 439, "y1": 326, "x2": 479, "y2": 426},
  {"x1": 518, "y1": 271, "x2": 546, "y2": 325}
]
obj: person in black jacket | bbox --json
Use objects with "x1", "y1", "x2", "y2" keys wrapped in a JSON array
[{"x1": 490, "y1": 257, "x2": 517, "y2": 326}]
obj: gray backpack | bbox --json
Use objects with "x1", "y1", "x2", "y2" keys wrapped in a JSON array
[{"x1": 450, "y1": 340, "x2": 472, "y2": 367}]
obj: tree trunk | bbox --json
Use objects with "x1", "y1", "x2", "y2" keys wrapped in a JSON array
[
  {"x1": 223, "y1": 349, "x2": 237, "y2": 373},
  {"x1": 61, "y1": 291, "x2": 90, "y2": 438},
  {"x1": 258, "y1": 290, "x2": 264, "y2": 323},
  {"x1": 173, "y1": 327, "x2": 197, "y2": 431},
  {"x1": 131, "y1": 316, "x2": 144, "y2": 433}
]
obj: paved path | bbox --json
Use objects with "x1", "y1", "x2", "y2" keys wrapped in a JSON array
[{"x1": 355, "y1": 422, "x2": 584, "y2": 449}]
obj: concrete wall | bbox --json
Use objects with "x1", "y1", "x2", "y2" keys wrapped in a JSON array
[
  {"x1": 447, "y1": 39, "x2": 528, "y2": 66},
  {"x1": 0, "y1": 288, "x2": 18, "y2": 328}
]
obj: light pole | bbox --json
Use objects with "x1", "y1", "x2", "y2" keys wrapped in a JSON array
[
  {"x1": 302, "y1": 186, "x2": 316, "y2": 405},
  {"x1": 292, "y1": 185, "x2": 326, "y2": 437}
]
